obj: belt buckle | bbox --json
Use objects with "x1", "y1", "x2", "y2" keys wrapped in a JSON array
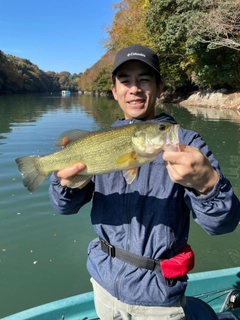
[{"x1": 100, "y1": 238, "x2": 115, "y2": 258}]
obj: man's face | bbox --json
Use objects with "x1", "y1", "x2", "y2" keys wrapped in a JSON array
[{"x1": 111, "y1": 60, "x2": 163, "y2": 121}]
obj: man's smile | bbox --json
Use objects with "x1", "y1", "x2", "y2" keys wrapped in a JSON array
[{"x1": 127, "y1": 99, "x2": 145, "y2": 106}]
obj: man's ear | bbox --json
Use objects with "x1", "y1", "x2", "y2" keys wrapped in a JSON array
[
  {"x1": 156, "y1": 80, "x2": 164, "y2": 98},
  {"x1": 111, "y1": 84, "x2": 118, "y2": 101}
]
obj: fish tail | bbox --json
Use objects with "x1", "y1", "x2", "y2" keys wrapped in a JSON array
[{"x1": 15, "y1": 156, "x2": 48, "y2": 193}]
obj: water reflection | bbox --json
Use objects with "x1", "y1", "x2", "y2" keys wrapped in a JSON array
[
  {"x1": 0, "y1": 94, "x2": 122, "y2": 138},
  {"x1": 182, "y1": 104, "x2": 240, "y2": 123}
]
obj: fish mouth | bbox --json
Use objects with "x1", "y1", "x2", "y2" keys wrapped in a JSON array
[{"x1": 164, "y1": 124, "x2": 180, "y2": 151}]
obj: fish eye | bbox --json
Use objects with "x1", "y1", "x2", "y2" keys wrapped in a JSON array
[{"x1": 159, "y1": 124, "x2": 166, "y2": 131}]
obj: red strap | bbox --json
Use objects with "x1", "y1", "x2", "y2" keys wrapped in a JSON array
[{"x1": 160, "y1": 244, "x2": 195, "y2": 279}]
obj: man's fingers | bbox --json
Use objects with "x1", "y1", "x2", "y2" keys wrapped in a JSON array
[
  {"x1": 179, "y1": 144, "x2": 199, "y2": 153},
  {"x1": 163, "y1": 145, "x2": 200, "y2": 164},
  {"x1": 55, "y1": 163, "x2": 86, "y2": 179}
]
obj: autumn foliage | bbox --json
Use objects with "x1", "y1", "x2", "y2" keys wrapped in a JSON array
[{"x1": 75, "y1": 0, "x2": 240, "y2": 92}]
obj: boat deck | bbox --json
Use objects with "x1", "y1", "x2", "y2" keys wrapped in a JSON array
[{"x1": 2, "y1": 267, "x2": 240, "y2": 319}]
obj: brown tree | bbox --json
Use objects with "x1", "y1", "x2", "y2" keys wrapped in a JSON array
[
  {"x1": 190, "y1": 0, "x2": 240, "y2": 50},
  {"x1": 105, "y1": 0, "x2": 153, "y2": 50}
]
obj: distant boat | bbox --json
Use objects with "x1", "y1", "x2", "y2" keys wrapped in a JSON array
[{"x1": 61, "y1": 90, "x2": 71, "y2": 96}]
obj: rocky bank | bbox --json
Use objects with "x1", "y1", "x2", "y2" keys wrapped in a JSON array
[
  {"x1": 159, "y1": 89, "x2": 240, "y2": 122},
  {"x1": 179, "y1": 90, "x2": 240, "y2": 111}
]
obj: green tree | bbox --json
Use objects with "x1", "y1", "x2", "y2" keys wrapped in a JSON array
[
  {"x1": 0, "y1": 50, "x2": 81, "y2": 93},
  {"x1": 145, "y1": 0, "x2": 203, "y2": 88},
  {"x1": 145, "y1": 0, "x2": 240, "y2": 89},
  {"x1": 187, "y1": 0, "x2": 240, "y2": 88}
]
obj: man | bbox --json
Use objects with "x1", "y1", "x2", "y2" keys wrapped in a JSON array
[{"x1": 49, "y1": 44, "x2": 240, "y2": 320}]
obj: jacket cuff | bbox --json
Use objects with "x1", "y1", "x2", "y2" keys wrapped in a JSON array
[{"x1": 185, "y1": 169, "x2": 222, "y2": 201}]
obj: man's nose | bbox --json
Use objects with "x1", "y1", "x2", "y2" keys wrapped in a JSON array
[{"x1": 129, "y1": 83, "x2": 141, "y2": 94}]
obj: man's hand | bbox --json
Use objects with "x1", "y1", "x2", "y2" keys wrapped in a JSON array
[
  {"x1": 162, "y1": 145, "x2": 218, "y2": 196},
  {"x1": 54, "y1": 163, "x2": 89, "y2": 188}
]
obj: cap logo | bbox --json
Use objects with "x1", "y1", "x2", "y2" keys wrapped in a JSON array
[{"x1": 127, "y1": 52, "x2": 146, "y2": 58}]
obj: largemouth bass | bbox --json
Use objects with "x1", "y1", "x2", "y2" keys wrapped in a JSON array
[{"x1": 15, "y1": 122, "x2": 179, "y2": 193}]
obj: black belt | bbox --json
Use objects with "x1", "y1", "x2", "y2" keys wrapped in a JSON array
[{"x1": 99, "y1": 237, "x2": 161, "y2": 273}]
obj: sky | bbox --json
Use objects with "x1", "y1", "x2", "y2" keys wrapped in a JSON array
[{"x1": 0, "y1": 0, "x2": 116, "y2": 74}]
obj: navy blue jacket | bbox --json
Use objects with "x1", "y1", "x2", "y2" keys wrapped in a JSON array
[{"x1": 49, "y1": 114, "x2": 240, "y2": 307}]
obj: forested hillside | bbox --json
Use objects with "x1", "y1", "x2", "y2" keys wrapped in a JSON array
[
  {"x1": 1, "y1": 0, "x2": 240, "y2": 94},
  {"x1": 0, "y1": 50, "x2": 82, "y2": 94},
  {"x1": 80, "y1": 0, "x2": 240, "y2": 94}
]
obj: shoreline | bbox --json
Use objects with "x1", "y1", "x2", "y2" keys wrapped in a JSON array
[
  {"x1": 157, "y1": 89, "x2": 240, "y2": 123},
  {"x1": 157, "y1": 90, "x2": 240, "y2": 123},
  {"x1": 159, "y1": 89, "x2": 240, "y2": 111},
  {"x1": 179, "y1": 90, "x2": 240, "y2": 111}
]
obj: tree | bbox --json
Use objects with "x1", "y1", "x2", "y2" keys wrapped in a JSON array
[
  {"x1": 105, "y1": 0, "x2": 153, "y2": 50},
  {"x1": 145, "y1": 0, "x2": 240, "y2": 89},
  {"x1": 189, "y1": 0, "x2": 240, "y2": 51},
  {"x1": 145, "y1": 0, "x2": 203, "y2": 88},
  {"x1": 187, "y1": 0, "x2": 240, "y2": 88},
  {"x1": 78, "y1": 51, "x2": 114, "y2": 92},
  {"x1": 0, "y1": 50, "x2": 81, "y2": 93}
]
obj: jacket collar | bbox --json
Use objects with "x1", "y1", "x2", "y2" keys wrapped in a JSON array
[{"x1": 110, "y1": 113, "x2": 178, "y2": 128}]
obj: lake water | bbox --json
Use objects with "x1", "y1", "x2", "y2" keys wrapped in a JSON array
[{"x1": 0, "y1": 93, "x2": 240, "y2": 317}]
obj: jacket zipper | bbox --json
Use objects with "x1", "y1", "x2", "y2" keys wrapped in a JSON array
[
  {"x1": 114, "y1": 118, "x2": 134, "y2": 299},
  {"x1": 114, "y1": 178, "x2": 134, "y2": 299}
]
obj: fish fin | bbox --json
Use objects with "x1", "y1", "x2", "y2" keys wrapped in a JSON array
[
  {"x1": 60, "y1": 136, "x2": 71, "y2": 148},
  {"x1": 116, "y1": 151, "x2": 137, "y2": 166},
  {"x1": 122, "y1": 168, "x2": 138, "y2": 184},
  {"x1": 15, "y1": 156, "x2": 47, "y2": 193},
  {"x1": 55, "y1": 129, "x2": 90, "y2": 147},
  {"x1": 116, "y1": 152, "x2": 139, "y2": 184},
  {"x1": 67, "y1": 174, "x2": 93, "y2": 189}
]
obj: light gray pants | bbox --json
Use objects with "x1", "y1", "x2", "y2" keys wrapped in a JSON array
[{"x1": 90, "y1": 278, "x2": 185, "y2": 320}]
